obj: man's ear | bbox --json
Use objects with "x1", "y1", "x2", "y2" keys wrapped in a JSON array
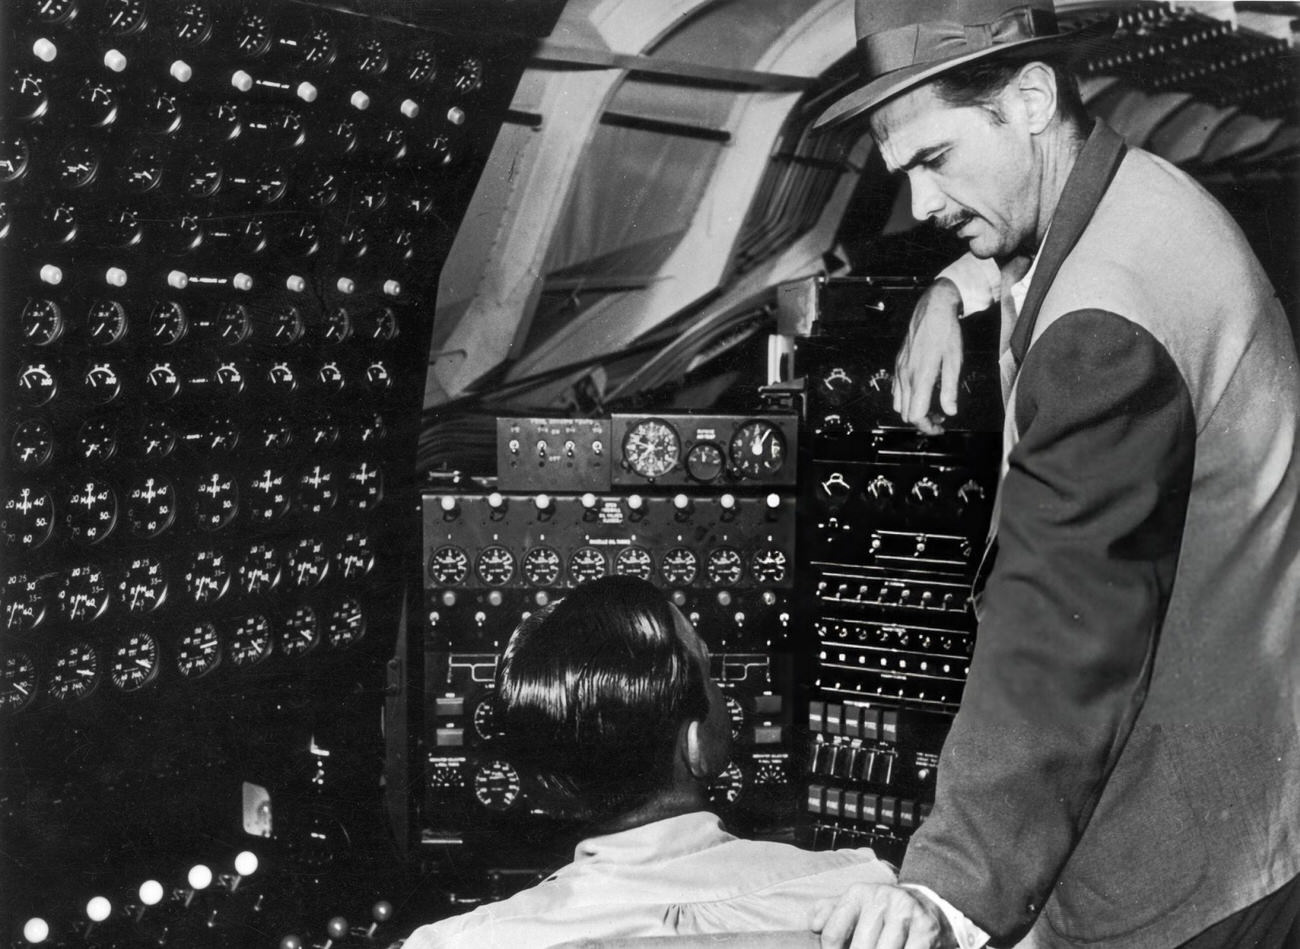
[
  {"x1": 685, "y1": 720, "x2": 712, "y2": 780},
  {"x1": 1015, "y1": 60, "x2": 1058, "y2": 135}
]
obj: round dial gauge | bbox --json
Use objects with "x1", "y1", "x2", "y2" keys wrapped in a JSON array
[
  {"x1": 686, "y1": 442, "x2": 725, "y2": 482},
  {"x1": 110, "y1": 632, "x2": 160, "y2": 691},
  {"x1": 429, "y1": 546, "x2": 469, "y2": 585},
  {"x1": 257, "y1": 418, "x2": 294, "y2": 452},
  {"x1": 105, "y1": 207, "x2": 143, "y2": 247},
  {"x1": 1, "y1": 653, "x2": 39, "y2": 713},
  {"x1": 104, "y1": 0, "x2": 148, "y2": 35},
  {"x1": 184, "y1": 549, "x2": 230, "y2": 605},
  {"x1": 297, "y1": 466, "x2": 337, "y2": 515},
  {"x1": 454, "y1": 55, "x2": 484, "y2": 94},
  {"x1": 352, "y1": 37, "x2": 388, "y2": 75},
  {"x1": 728, "y1": 420, "x2": 786, "y2": 480},
  {"x1": 406, "y1": 48, "x2": 438, "y2": 83},
  {"x1": 234, "y1": 11, "x2": 272, "y2": 57},
  {"x1": 568, "y1": 546, "x2": 608, "y2": 584},
  {"x1": 622, "y1": 419, "x2": 680, "y2": 480},
  {"x1": 33, "y1": 0, "x2": 79, "y2": 24},
  {"x1": 267, "y1": 362, "x2": 297, "y2": 394},
  {"x1": 322, "y1": 308, "x2": 351, "y2": 344},
  {"x1": 118, "y1": 556, "x2": 168, "y2": 613},
  {"x1": 200, "y1": 418, "x2": 240, "y2": 453},
  {"x1": 307, "y1": 417, "x2": 341, "y2": 449},
  {"x1": 228, "y1": 615, "x2": 273, "y2": 667},
  {"x1": 82, "y1": 363, "x2": 122, "y2": 405},
  {"x1": 660, "y1": 547, "x2": 699, "y2": 586},
  {"x1": 280, "y1": 606, "x2": 320, "y2": 657},
  {"x1": 17, "y1": 364, "x2": 57, "y2": 407},
  {"x1": 214, "y1": 303, "x2": 251, "y2": 345},
  {"x1": 370, "y1": 309, "x2": 399, "y2": 341},
  {"x1": 143, "y1": 362, "x2": 179, "y2": 403},
  {"x1": 58, "y1": 141, "x2": 101, "y2": 186},
  {"x1": 75, "y1": 419, "x2": 118, "y2": 462},
  {"x1": 238, "y1": 543, "x2": 281, "y2": 595},
  {"x1": 124, "y1": 476, "x2": 175, "y2": 538},
  {"x1": 1, "y1": 135, "x2": 32, "y2": 182},
  {"x1": 193, "y1": 471, "x2": 238, "y2": 531},
  {"x1": 59, "y1": 565, "x2": 109, "y2": 622},
  {"x1": 268, "y1": 304, "x2": 304, "y2": 345},
  {"x1": 75, "y1": 80, "x2": 119, "y2": 127},
  {"x1": 142, "y1": 93, "x2": 182, "y2": 137},
  {"x1": 21, "y1": 299, "x2": 64, "y2": 346},
  {"x1": 472, "y1": 691, "x2": 502, "y2": 740},
  {"x1": 184, "y1": 156, "x2": 223, "y2": 198},
  {"x1": 148, "y1": 301, "x2": 188, "y2": 344},
  {"x1": 614, "y1": 546, "x2": 654, "y2": 581},
  {"x1": 4, "y1": 573, "x2": 46, "y2": 632},
  {"x1": 723, "y1": 693, "x2": 746, "y2": 738},
  {"x1": 364, "y1": 360, "x2": 392, "y2": 391},
  {"x1": 13, "y1": 419, "x2": 54, "y2": 469},
  {"x1": 521, "y1": 546, "x2": 562, "y2": 586},
  {"x1": 10, "y1": 71, "x2": 49, "y2": 121},
  {"x1": 41, "y1": 201, "x2": 78, "y2": 245},
  {"x1": 48, "y1": 642, "x2": 100, "y2": 702},
  {"x1": 87, "y1": 301, "x2": 128, "y2": 345},
  {"x1": 475, "y1": 545, "x2": 515, "y2": 587},
  {"x1": 171, "y1": 1, "x2": 213, "y2": 46},
  {"x1": 164, "y1": 214, "x2": 202, "y2": 254},
  {"x1": 3, "y1": 486, "x2": 54, "y2": 550},
  {"x1": 708, "y1": 761, "x2": 745, "y2": 806},
  {"x1": 247, "y1": 468, "x2": 290, "y2": 523},
  {"x1": 335, "y1": 532, "x2": 374, "y2": 580},
  {"x1": 326, "y1": 599, "x2": 365, "y2": 647},
  {"x1": 342, "y1": 462, "x2": 383, "y2": 511},
  {"x1": 176, "y1": 622, "x2": 222, "y2": 679},
  {"x1": 299, "y1": 25, "x2": 337, "y2": 68},
  {"x1": 139, "y1": 419, "x2": 176, "y2": 458},
  {"x1": 749, "y1": 547, "x2": 788, "y2": 584},
  {"x1": 705, "y1": 547, "x2": 744, "y2": 586},
  {"x1": 65, "y1": 478, "x2": 117, "y2": 544},
  {"x1": 287, "y1": 537, "x2": 329, "y2": 588},
  {"x1": 123, "y1": 145, "x2": 165, "y2": 191},
  {"x1": 305, "y1": 167, "x2": 341, "y2": 205},
  {"x1": 473, "y1": 760, "x2": 521, "y2": 812}
]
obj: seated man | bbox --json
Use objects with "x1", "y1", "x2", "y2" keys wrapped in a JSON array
[{"x1": 405, "y1": 576, "x2": 892, "y2": 948}]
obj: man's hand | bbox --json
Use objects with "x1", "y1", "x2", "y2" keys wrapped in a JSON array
[
  {"x1": 811, "y1": 883, "x2": 956, "y2": 949},
  {"x1": 892, "y1": 277, "x2": 964, "y2": 435}
]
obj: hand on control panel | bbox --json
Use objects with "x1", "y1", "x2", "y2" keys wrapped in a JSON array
[{"x1": 891, "y1": 278, "x2": 964, "y2": 435}]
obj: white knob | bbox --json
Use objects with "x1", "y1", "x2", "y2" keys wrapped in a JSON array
[
  {"x1": 32, "y1": 39, "x2": 57, "y2": 62},
  {"x1": 39, "y1": 264, "x2": 62, "y2": 286},
  {"x1": 22, "y1": 918, "x2": 49, "y2": 943},
  {"x1": 580, "y1": 493, "x2": 597, "y2": 509},
  {"x1": 350, "y1": 90, "x2": 371, "y2": 111},
  {"x1": 105, "y1": 266, "x2": 128, "y2": 287},
  {"x1": 673, "y1": 494, "x2": 690, "y2": 510},
  {"x1": 382, "y1": 279, "x2": 401, "y2": 297},
  {"x1": 487, "y1": 591, "x2": 503, "y2": 607},
  {"x1": 234, "y1": 851, "x2": 259, "y2": 876},
  {"x1": 534, "y1": 493, "x2": 552, "y2": 511},
  {"x1": 231, "y1": 69, "x2": 254, "y2": 93},
  {"x1": 627, "y1": 494, "x2": 644, "y2": 511},
  {"x1": 446, "y1": 106, "x2": 466, "y2": 126},
  {"x1": 400, "y1": 98, "x2": 420, "y2": 118},
  {"x1": 766, "y1": 492, "x2": 781, "y2": 509},
  {"x1": 439, "y1": 496, "x2": 457, "y2": 513},
  {"x1": 233, "y1": 273, "x2": 253, "y2": 291},
  {"x1": 170, "y1": 59, "x2": 193, "y2": 83},
  {"x1": 188, "y1": 865, "x2": 213, "y2": 890},
  {"x1": 103, "y1": 49, "x2": 127, "y2": 72},
  {"x1": 336, "y1": 277, "x2": 356, "y2": 295},
  {"x1": 296, "y1": 81, "x2": 318, "y2": 103},
  {"x1": 487, "y1": 492, "x2": 504, "y2": 509},
  {"x1": 86, "y1": 897, "x2": 112, "y2": 923},
  {"x1": 138, "y1": 880, "x2": 165, "y2": 906},
  {"x1": 167, "y1": 270, "x2": 188, "y2": 289},
  {"x1": 285, "y1": 275, "x2": 306, "y2": 293},
  {"x1": 720, "y1": 493, "x2": 736, "y2": 510}
]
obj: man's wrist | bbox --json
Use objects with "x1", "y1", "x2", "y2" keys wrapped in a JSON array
[{"x1": 900, "y1": 884, "x2": 989, "y2": 949}]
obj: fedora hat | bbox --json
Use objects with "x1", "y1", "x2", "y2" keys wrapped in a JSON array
[{"x1": 815, "y1": 0, "x2": 1075, "y2": 129}]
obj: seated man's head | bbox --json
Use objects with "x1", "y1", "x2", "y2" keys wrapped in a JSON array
[{"x1": 495, "y1": 576, "x2": 732, "y2": 829}]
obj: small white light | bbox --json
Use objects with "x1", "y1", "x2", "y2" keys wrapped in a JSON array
[
  {"x1": 32, "y1": 39, "x2": 58, "y2": 63},
  {"x1": 285, "y1": 275, "x2": 306, "y2": 293},
  {"x1": 103, "y1": 49, "x2": 127, "y2": 72},
  {"x1": 350, "y1": 90, "x2": 371, "y2": 111},
  {"x1": 439, "y1": 496, "x2": 456, "y2": 512},
  {"x1": 167, "y1": 270, "x2": 189, "y2": 289},
  {"x1": 534, "y1": 493, "x2": 552, "y2": 511},
  {"x1": 105, "y1": 267, "x2": 128, "y2": 287},
  {"x1": 382, "y1": 279, "x2": 401, "y2": 297},
  {"x1": 188, "y1": 865, "x2": 213, "y2": 890},
  {"x1": 39, "y1": 264, "x2": 63, "y2": 286},
  {"x1": 22, "y1": 918, "x2": 49, "y2": 944},
  {"x1": 446, "y1": 106, "x2": 465, "y2": 126},
  {"x1": 234, "y1": 851, "x2": 259, "y2": 876},
  {"x1": 233, "y1": 273, "x2": 253, "y2": 292},
  {"x1": 86, "y1": 897, "x2": 112, "y2": 923},
  {"x1": 766, "y1": 492, "x2": 781, "y2": 509},
  {"x1": 400, "y1": 98, "x2": 420, "y2": 119},
  {"x1": 170, "y1": 60, "x2": 193, "y2": 83},
  {"x1": 296, "y1": 82, "x2": 318, "y2": 103},
  {"x1": 336, "y1": 277, "x2": 355, "y2": 295},
  {"x1": 230, "y1": 70, "x2": 254, "y2": 93},
  {"x1": 139, "y1": 880, "x2": 165, "y2": 906}
]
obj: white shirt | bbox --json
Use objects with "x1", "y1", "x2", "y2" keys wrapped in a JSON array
[{"x1": 404, "y1": 811, "x2": 892, "y2": 948}]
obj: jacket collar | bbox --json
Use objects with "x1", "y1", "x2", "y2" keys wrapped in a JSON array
[{"x1": 1009, "y1": 119, "x2": 1128, "y2": 364}]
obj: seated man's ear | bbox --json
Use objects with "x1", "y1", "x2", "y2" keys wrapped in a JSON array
[{"x1": 685, "y1": 720, "x2": 726, "y2": 781}]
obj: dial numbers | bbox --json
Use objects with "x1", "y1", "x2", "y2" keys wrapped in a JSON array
[
  {"x1": 12, "y1": 419, "x2": 54, "y2": 469},
  {"x1": 76, "y1": 419, "x2": 119, "y2": 462},
  {"x1": 4, "y1": 573, "x2": 46, "y2": 631},
  {"x1": 288, "y1": 538, "x2": 329, "y2": 588},
  {"x1": 65, "y1": 478, "x2": 117, "y2": 544},
  {"x1": 342, "y1": 461, "x2": 382, "y2": 511},
  {"x1": 1, "y1": 654, "x2": 40, "y2": 713},
  {"x1": 229, "y1": 615, "x2": 273, "y2": 667},
  {"x1": 521, "y1": 546, "x2": 561, "y2": 586},
  {"x1": 614, "y1": 546, "x2": 654, "y2": 581},
  {"x1": 176, "y1": 623, "x2": 222, "y2": 679},
  {"x1": 125, "y1": 475, "x2": 176, "y2": 537},
  {"x1": 749, "y1": 547, "x2": 788, "y2": 584},
  {"x1": 3, "y1": 486, "x2": 54, "y2": 550},
  {"x1": 185, "y1": 549, "x2": 230, "y2": 605},
  {"x1": 473, "y1": 760, "x2": 521, "y2": 812},
  {"x1": 296, "y1": 466, "x2": 337, "y2": 515},
  {"x1": 49, "y1": 642, "x2": 100, "y2": 702},
  {"x1": 118, "y1": 556, "x2": 168, "y2": 613},
  {"x1": 336, "y1": 532, "x2": 374, "y2": 580},
  {"x1": 568, "y1": 546, "x2": 608, "y2": 584},
  {"x1": 148, "y1": 301, "x2": 188, "y2": 344},
  {"x1": 705, "y1": 547, "x2": 743, "y2": 586},
  {"x1": 238, "y1": 543, "x2": 282, "y2": 595},
  {"x1": 59, "y1": 565, "x2": 110, "y2": 622},
  {"x1": 327, "y1": 599, "x2": 365, "y2": 647},
  {"x1": 660, "y1": 547, "x2": 699, "y2": 586},
  {"x1": 247, "y1": 468, "x2": 291, "y2": 523},
  {"x1": 727, "y1": 420, "x2": 786, "y2": 480},
  {"x1": 429, "y1": 545, "x2": 469, "y2": 585},
  {"x1": 110, "y1": 632, "x2": 160, "y2": 692},
  {"x1": 622, "y1": 419, "x2": 680, "y2": 480},
  {"x1": 280, "y1": 606, "x2": 320, "y2": 657},
  {"x1": 21, "y1": 299, "x2": 64, "y2": 346},
  {"x1": 193, "y1": 471, "x2": 238, "y2": 531},
  {"x1": 475, "y1": 546, "x2": 515, "y2": 586}
]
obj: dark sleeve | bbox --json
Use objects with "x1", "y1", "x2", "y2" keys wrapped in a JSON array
[{"x1": 897, "y1": 309, "x2": 1196, "y2": 945}]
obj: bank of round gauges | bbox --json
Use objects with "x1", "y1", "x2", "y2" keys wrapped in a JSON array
[
  {"x1": 427, "y1": 542, "x2": 790, "y2": 588},
  {"x1": 619, "y1": 417, "x2": 789, "y2": 483},
  {"x1": 0, "y1": 598, "x2": 371, "y2": 713}
]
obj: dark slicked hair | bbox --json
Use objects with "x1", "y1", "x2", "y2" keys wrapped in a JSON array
[
  {"x1": 932, "y1": 53, "x2": 1089, "y2": 138},
  {"x1": 496, "y1": 576, "x2": 710, "y2": 823}
]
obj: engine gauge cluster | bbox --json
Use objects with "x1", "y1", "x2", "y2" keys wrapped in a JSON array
[{"x1": 611, "y1": 414, "x2": 797, "y2": 487}]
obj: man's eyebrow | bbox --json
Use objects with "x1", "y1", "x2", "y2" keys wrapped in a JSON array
[{"x1": 894, "y1": 143, "x2": 949, "y2": 173}]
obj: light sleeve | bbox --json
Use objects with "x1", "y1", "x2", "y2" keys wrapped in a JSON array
[{"x1": 937, "y1": 254, "x2": 1000, "y2": 316}]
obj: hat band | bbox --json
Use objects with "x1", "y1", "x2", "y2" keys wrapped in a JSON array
[{"x1": 859, "y1": 6, "x2": 1059, "y2": 77}]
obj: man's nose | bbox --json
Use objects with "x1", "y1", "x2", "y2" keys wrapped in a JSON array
[{"x1": 909, "y1": 170, "x2": 945, "y2": 223}]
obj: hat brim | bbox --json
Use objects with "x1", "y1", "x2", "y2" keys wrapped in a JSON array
[{"x1": 813, "y1": 31, "x2": 1078, "y2": 131}]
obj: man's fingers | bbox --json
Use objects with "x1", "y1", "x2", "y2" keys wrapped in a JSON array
[
  {"x1": 871, "y1": 917, "x2": 911, "y2": 949},
  {"x1": 937, "y1": 347, "x2": 964, "y2": 417},
  {"x1": 820, "y1": 898, "x2": 881, "y2": 949},
  {"x1": 810, "y1": 898, "x2": 834, "y2": 931}
]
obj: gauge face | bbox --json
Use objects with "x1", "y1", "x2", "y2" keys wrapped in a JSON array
[
  {"x1": 359, "y1": 413, "x2": 387, "y2": 446},
  {"x1": 335, "y1": 532, "x2": 374, "y2": 580},
  {"x1": 238, "y1": 543, "x2": 281, "y2": 595},
  {"x1": 87, "y1": 301, "x2": 128, "y2": 345},
  {"x1": 521, "y1": 546, "x2": 562, "y2": 586},
  {"x1": 142, "y1": 93, "x2": 182, "y2": 137},
  {"x1": 21, "y1": 299, "x2": 64, "y2": 346},
  {"x1": 118, "y1": 556, "x2": 168, "y2": 613},
  {"x1": 568, "y1": 545, "x2": 608, "y2": 584},
  {"x1": 110, "y1": 632, "x2": 160, "y2": 691},
  {"x1": 164, "y1": 214, "x2": 203, "y2": 254},
  {"x1": 171, "y1": 1, "x2": 213, "y2": 46},
  {"x1": 75, "y1": 81, "x2": 118, "y2": 127},
  {"x1": 326, "y1": 599, "x2": 365, "y2": 647},
  {"x1": 1, "y1": 653, "x2": 39, "y2": 713},
  {"x1": 406, "y1": 47, "x2": 438, "y2": 83},
  {"x1": 60, "y1": 565, "x2": 109, "y2": 622},
  {"x1": 246, "y1": 468, "x2": 290, "y2": 523},
  {"x1": 323, "y1": 308, "x2": 351, "y2": 344},
  {"x1": 65, "y1": 478, "x2": 117, "y2": 544},
  {"x1": 364, "y1": 360, "x2": 392, "y2": 391},
  {"x1": 352, "y1": 37, "x2": 388, "y2": 75},
  {"x1": 42, "y1": 201, "x2": 78, "y2": 244},
  {"x1": 82, "y1": 363, "x2": 121, "y2": 405},
  {"x1": 4, "y1": 573, "x2": 45, "y2": 631},
  {"x1": 316, "y1": 361, "x2": 344, "y2": 393},
  {"x1": 269, "y1": 304, "x2": 304, "y2": 345},
  {"x1": 622, "y1": 419, "x2": 680, "y2": 480},
  {"x1": 660, "y1": 547, "x2": 699, "y2": 586},
  {"x1": 305, "y1": 167, "x2": 341, "y2": 205},
  {"x1": 214, "y1": 303, "x2": 251, "y2": 345},
  {"x1": 105, "y1": 207, "x2": 143, "y2": 247},
  {"x1": 214, "y1": 361, "x2": 245, "y2": 397},
  {"x1": 429, "y1": 545, "x2": 469, "y2": 585},
  {"x1": 342, "y1": 462, "x2": 383, "y2": 511},
  {"x1": 49, "y1": 641, "x2": 100, "y2": 702},
  {"x1": 140, "y1": 419, "x2": 176, "y2": 458},
  {"x1": 296, "y1": 465, "x2": 337, "y2": 515},
  {"x1": 144, "y1": 362, "x2": 179, "y2": 403},
  {"x1": 370, "y1": 309, "x2": 400, "y2": 341},
  {"x1": 705, "y1": 547, "x2": 744, "y2": 586},
  {"x1": 475, "y1": 545, "x2": 515, "y2": 587},
  {"x1": 147, "y1": 301, "x2": 188, "y2": 345},
  {"x1": 280, "y1": 606, "x2": 320, "y2": 657},
  {"x1": 299, "y1": 25, "x2": 337, "y2": 68},
  {"x1": 123, "y1": 144, "x2": 165, "y2": 191},
  {"x1": 454, "y1": 55, "x2": 484, "y2": 94},
  {"x1": 472, "y1": 691, "x2": 502, "y2": 740},
  {"x1": 201, "y1": 418, "x2": 239, "y2": 453},
  {"x1": 34, "y1": 0, "x2": 79, "y2": 24},
  {"x1": 75, "y1": 419, "x2": 118, "y2": 462},
  {"x1": 257, "y1": 417, "x2": 294, "y2": 452},
  {"x1": 288, "y1": 537, "x2": 329, "y2": 588},
  {"x1": 104, "y1": 0, "x2": 149, "y2": 35},
  {"x1": 234, "y1": 11, "x2": 272, "y2": 57},
  {"x1": 193, "y1": 471, "x2": 238, "y2": 531},
  {"x1": 686, "y1": 442, "x2": 725, "y2": 482},
  {"x1": 228, "y1": 615, "x2": 272, "y2": 667},
  {"x1": 184, "y1": 549, "x2": 230, "y2": 605},
  {"x1": 176, "y1": 622, "x2": 222, "y2": 679},
  {"x1": 614, "y1": 546, "x2": 654, "y2": 581},
  {"x1": 17, "y1": 364, "x2": 57, "y2": 407},
  {"x1": 473, "y1": 760, "x2": 521, "y2": 811},
  {"x1": 12, "y1": 420, "x2": 53, "y2": 470},
  {"x1": 723, "y1": 693, "x2": 746, "y2": 738},
  {"x1": 307, "y1": 418, "x2": 340, "y2": 449},
  {"x1": 708, "y1": 761, "x2": 744, "y2": 806},
  {"x1": 184, "y1": 156, "x2": 223, "y2": 198},
  {"x1": 728, "y1": 420, "x2": 786, "y2": 479},
  {"x1": 3, "y1": 486, "x2": 54, "y2": 550},
  {"x1": 749, "y1": 547, "x2": 788, "y2": 584}
]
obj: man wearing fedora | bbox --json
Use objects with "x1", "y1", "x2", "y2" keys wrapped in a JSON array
[{"x1": 810, "y1": 2, "x2": 1300, "y2": 948}]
